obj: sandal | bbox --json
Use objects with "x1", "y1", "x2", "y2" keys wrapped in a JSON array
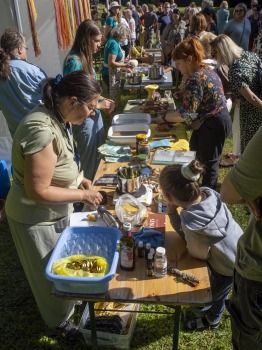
[
  {"x1": 185, "y1": 317, "x2": 219, "y2": 331},
  {"x1": 219, "y1": 155, "x2": 239, "y2": 167}
]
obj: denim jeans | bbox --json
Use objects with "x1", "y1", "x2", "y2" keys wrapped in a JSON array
[
  {"x1": 226, "y1": 270, "x2": 262, "y2": 350},
  {"x1": 72, "y1": 110, "x2": 104, "y2": 181},
  {"x1": 192, "y1": 264, "x2": 233, "y2": 325}
]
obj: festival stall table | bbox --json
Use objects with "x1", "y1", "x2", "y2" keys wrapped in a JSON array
[{"x1": 53, "y1": 156, "x2": 211, "y2": 350}]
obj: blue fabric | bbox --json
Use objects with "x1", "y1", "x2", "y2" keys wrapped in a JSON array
[
  {"x1": 133, "y1": 227, "x2": 165, "y2": 249},
  {"x1": 0, "y1": 59, "x2": 47, "y2": 137},
  {"x1": 149, "y1": 139, "x2": 171, "y2": 149},
  {"x1": 63, "y1": 55, "x2": 105, "y2": 181}
]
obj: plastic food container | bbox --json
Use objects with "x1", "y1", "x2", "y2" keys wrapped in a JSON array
[
  {"x1": 107, "y1": 124, "x2": 151, "y2": 147},
  {"x1": 45, "y1": 226, "x2": 121, "y2": 294},
  {"x1": 112, "y1": 113, "x2": 151, "y2": 125},
  {"x1": 79, "y1": 303, "x2": 139, "y2": 349}
]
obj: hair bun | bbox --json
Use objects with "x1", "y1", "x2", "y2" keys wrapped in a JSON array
[{"x1": 181, "y1": 163, "x2": 201, "y2": 181}]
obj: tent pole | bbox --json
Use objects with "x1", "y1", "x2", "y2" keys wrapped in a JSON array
[{"x1": 13, "y1": 0, "x2": 23, "y2": 32}]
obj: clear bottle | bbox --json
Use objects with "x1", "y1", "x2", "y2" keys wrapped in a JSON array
[
  {"x1": 137, "y1": 240, "x2": 145, "y2": 258},
  {"x1": 154, "y1": 247, "x2": 167, "y2": 278},
  {"x1": 146, "y1": 252, "x2": 154, "y2": 276},
  {"x1": 120, "y1": 222, "x2": 136, "y2": 271},
  {"x1": 145, "y1": 242, "x2": 151, "y2": 260}
]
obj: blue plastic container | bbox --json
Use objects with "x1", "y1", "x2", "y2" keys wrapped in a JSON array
[
  {"x1": 0, "y1": 160, "x2": 11, "y2": 198},
  {"x1": 45, "y1": 226, "x2": 121, "y2": 294}
]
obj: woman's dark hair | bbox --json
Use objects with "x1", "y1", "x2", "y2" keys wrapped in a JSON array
[
  {"x1": 43, "y1": 71, "x2": 102, "y2": 113},
  {"x1": 159, "y1": 160, "x2": 204, "y2": 203},
  {"x1": 65, "y1": 20, "x2": 101, "y2": 76},
  {"x1": 0, "y1": 28, "x2": 24, "y2": 81},
  {"x1": 173, "y1": 36, "x2": 205, "y2": 65}
]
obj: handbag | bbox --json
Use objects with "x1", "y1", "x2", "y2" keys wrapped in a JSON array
[
  {"x1": 190, "y1": 116, "x2": 205, "y2": 130},
  {"x1": 216, "y1": 64, "x2": 230, "y2": 96}
]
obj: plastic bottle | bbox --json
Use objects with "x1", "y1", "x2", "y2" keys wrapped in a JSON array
[
  {"x1": 137, "y1": 240, "x2": 145, "y2": 258},
  {"x1": 145, "y1": 242, "x2": 151, "y2": 260},
  {"x1": 120, "y1": 222, "x2": 136, "y2": 271},
  {"x1": 146, "y1": 252, "x2": 154, "y2": 276},
  {"x1": 154, "y1": 247, "x2": 167, "y2": 278}
]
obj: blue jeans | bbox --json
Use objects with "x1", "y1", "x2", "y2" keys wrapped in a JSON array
[
  {"x1": 72, "y1": 110, "x2": 105, "y2": 181},
  {"x1": 192, "y1": 264, "x2": 233, "y2": 325},
  {"x1": 226, "y1": 270, "x2": 262, "y2": 350}
]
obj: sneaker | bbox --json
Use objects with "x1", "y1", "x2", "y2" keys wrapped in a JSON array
[
  {"x1": 57, "y1": 320, "x2": 82, "y2": 343},
  {"x1": 185, "y1": 317, "x2": 219, "y2": 331}
]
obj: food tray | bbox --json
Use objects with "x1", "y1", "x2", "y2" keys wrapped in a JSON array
[
  {"x1": 45, "y1": 226, "x2": 121, "y2": 294},
  {"x1": 112, "y1": 113, "x2": 151, "y2": 125},
  {"x1": 79, "y1": 303, "x2": 139, "y2": 349},
  {"x1": 107, "y1": 124, "x2": 151, "y2": 147}
]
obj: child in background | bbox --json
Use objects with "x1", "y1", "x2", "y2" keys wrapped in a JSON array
[{"x1": 159, "y1": 160, "x2": 243, "y2": 331}]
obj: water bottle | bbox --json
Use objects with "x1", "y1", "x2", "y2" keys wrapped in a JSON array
[{"x1": 154, "y1": 247, "x2": 167, "y2": 278}]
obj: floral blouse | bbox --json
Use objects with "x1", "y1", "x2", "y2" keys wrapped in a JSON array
[{"x1": 179, "y1": 66, "x2": 227, "y2": 120}]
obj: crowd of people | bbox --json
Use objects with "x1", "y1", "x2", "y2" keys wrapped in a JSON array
[{"x1": 0, "y1": 1, "x2": 262, "y2": 349}]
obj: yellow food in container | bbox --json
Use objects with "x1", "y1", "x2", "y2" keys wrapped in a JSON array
[{"x1": 52, "y1": 255, "x2": 109, "y2": 277}]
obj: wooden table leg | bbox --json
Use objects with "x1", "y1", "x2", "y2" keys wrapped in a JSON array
[
  {"x1": 88, "y1": 301, "x2": 98, "y2": 350},
  {"x1": 173, "y1": 306, "x2": 181, "y2": 350}
]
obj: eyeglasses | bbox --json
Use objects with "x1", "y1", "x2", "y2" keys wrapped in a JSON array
[
  {"x1": 235, "y1": 9, "x2": 244, "y2": 13},
  {"x1": 21, "y1": 45, "x2": 29, "y2": 50},
  {"x1": 79, "y1": 99, "x2": 97, "y2": 112}
]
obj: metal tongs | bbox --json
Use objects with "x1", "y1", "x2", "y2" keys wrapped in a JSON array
[{"x1": 97, "y1": 205, "x2": 119, "y2": 228}]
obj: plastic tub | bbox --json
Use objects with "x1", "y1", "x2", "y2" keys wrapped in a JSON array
[
  {"x1": 112, "y1": 113, "x2": 151, "y2": 125},
  {"x1": 45, "y1": 226, "x2": 121, "y2": 294},
  {"x1": 79, "y1": 303, "x2": 139, "y2": 349},
  {"x1": 107, "y1": 124, "x2": 151, "y2": 147}
]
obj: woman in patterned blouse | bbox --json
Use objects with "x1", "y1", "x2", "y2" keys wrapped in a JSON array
[
  {"x1": 157, "y1": 37, "x2": 232, "y2": 189},
  {"x1": 210, "y1": 34, "x2": 262, "y2": 154}
]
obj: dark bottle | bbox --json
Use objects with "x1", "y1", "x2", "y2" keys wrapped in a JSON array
[
  {"x1": 146, "y1": 252, "x2": 154, "y2": 276},
  {"x1": 137, "y1": 240, "x2": 145, "y2": 258},
  {"x1": 120, "y1": 222, "x2": 136, "y2": 271},
  {"x1": 145, "y1": 242, "x2": 151, "y2": 260}
]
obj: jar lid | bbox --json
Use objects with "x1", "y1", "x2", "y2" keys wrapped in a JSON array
[
  {"x1": 123, "y1": 222, "x2": 132, "y2": 231},
  {"x1": 136, "y1": 133, "x2": 147, "y2": 140},
  {"x1": 156, "y1": 247, "x2": 165, "y2": 255}
]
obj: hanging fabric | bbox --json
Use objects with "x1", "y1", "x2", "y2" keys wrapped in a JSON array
[
  {"x1": 53, "y1": 0, "x2": 91, "y2": 51},
  {"x1": 26, "y1": 0, "x2": 42, "y2": 57}
]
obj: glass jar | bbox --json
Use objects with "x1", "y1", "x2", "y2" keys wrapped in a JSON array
[
  {"x1": 154, "y1": 247, "x2": 167, "y2": 278},
  {"x1": 138, "y1": 140, "x2": 150, "y2": 160},
  {"x1": 136, "y1": 133, "x2": 147, "y2": 155}
]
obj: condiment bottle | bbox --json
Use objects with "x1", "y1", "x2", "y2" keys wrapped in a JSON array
[
  {"x1": 150, "y1": 247, "x2": 155, "y2": 258},
  {"x1": 120, "y1": 222, "x2": 136, "y2": 271},
  {"x1": 137, "y1": 240, "x2": 145, "y2": 258},
  {"x1": 154, "y1": 247, "x2": 167, "y2": 278},
  {"x1": 136, "y1": 133, "x2": 147, "y2": 155},
  {"x1": 145, "y1": 242, "x2": 151, "y2": 260},
  {"x1": 146, "y1": 252, "x2": 154, "y2": 276}
]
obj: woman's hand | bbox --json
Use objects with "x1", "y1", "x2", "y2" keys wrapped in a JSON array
[
  {"x1": 97, "y1": 98, "x2": 116, "y2": 113},
  {"x1": 79, "y1": 178, "x2": 92, "y2": 190},
  {"x1": 122, "y1": 63, "x2": 133, "y2": 73},
  {"x1": 82, "y1": 190, "x2": 103, "y2": 207}
]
